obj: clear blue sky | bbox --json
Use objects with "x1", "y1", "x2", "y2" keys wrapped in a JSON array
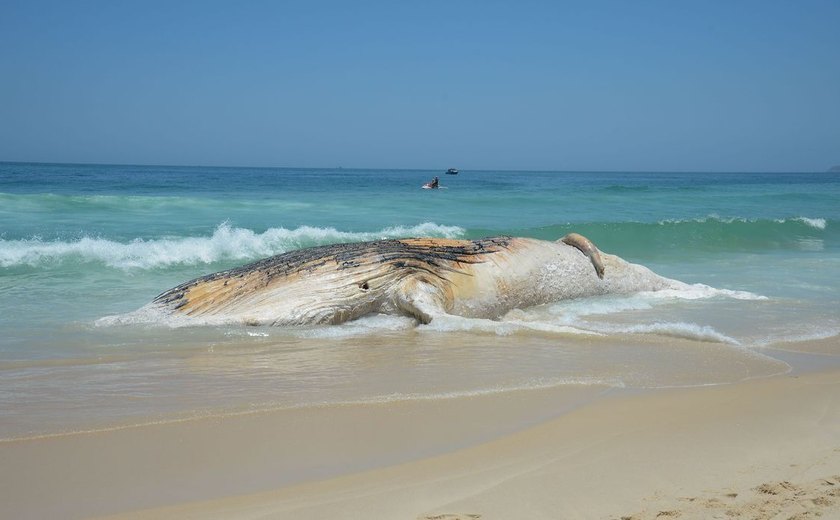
[{"x1": 1, "y1": 1, "x2": 838, "y2": 171}]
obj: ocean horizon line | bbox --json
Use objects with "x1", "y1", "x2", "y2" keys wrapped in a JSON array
[{"x1": 0, "y1": 159, "x2": 833, "y2": 175}]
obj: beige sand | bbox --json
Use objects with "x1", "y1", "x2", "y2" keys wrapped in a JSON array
[
  {"x1": 2, "y1": 348, "x2": 839, "y2": 519},
  {"x1": 100, "y1": 368, "x2": 839, "y2": 519},
  {"x1": 101, "y1": 372, "x2": 840, "y2": 520},
  {"x1": 0, "y1": 384, "x2": 605, "y2": 519}
]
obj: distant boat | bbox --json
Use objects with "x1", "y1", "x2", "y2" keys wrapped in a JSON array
[{"x1": 445, "y1": 168, "x2": 459, "y2": 175}]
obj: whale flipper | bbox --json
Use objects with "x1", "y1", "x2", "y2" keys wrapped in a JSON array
[
  {"x1": 394, "y1": 277, "x2": 447, "y2": 324},
  {"x1": 560, "y1": 233, "x2": 605, "y2": 279}
]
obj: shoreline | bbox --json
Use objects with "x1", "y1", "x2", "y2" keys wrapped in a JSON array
[
  {"x1": 1, "y1": 331, "x2": 793, "y2": 443},
  {"x1": 1, "y1": 338, "x2": 837, "y2": 519}
]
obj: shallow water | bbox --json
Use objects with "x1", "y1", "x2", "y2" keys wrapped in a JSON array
[{"x1": 1, "y1": 163, "x2": 838, "y2": 439}]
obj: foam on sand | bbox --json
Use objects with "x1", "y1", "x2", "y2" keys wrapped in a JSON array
[{"x1": 600, "y1": 321, "x2": 741, "y2": 345}]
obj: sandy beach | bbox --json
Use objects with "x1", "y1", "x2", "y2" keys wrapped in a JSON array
[
  {"x1": 3, "y1": 0, "x2": 839, "y2": 517},
  {"x1": 0, "y1": 340, "x2": 836, "y2": 520}
]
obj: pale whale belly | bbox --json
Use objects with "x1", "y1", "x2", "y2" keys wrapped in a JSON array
[
  {"x1": 445, "y1": 238, "x2": 676, "y2": 319},
  {"x1": 129, "y1": 235, "x2": 680, "y2": 327}
]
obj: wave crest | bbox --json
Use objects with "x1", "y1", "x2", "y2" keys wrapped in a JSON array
[
  {"x1": 790, "y1": 217, "x2": 826, "y2": 230},
  {"x1": 656, "y1": 215, "x2": 827, "y2": 229},
  {"x1": 0, "y1": 222, "x2": 465, "y2": 270}
]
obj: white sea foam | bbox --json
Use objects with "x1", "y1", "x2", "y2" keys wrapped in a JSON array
[
  {"x1": 421, "y1": 313, "x2": 600, "y2": 337},
  {"x1": 657, "y1": 214, "x2": 745, "y2": 225},
  {"x1": 293, "y1": 314, "x2": 418, "y2": 338},
  {"x1": 600, "y1": 321, "x2": 741, "y2": 345},
  {"x1": 511, "y1": 302, "x2": 741, "y2": 344},
  {"x1": 95, "y1": 304, "x2": 183, "y2": 328},
  {"x1": 137, "y1": 311, "x2": 604, "y2": 337},
  {"x1": 657, "y1": 215, "x2": 827, "y2": 229},
  {"x1": 650, "y1": 283, "x2": 767, "y2": 301},
  {"x1": 753, "y1": 327, "x2": 840, "y2": 347},
  {"x1": 787, "y1": 217, "x2": 827, "y2": 229},
  {"x1": 0, "y1": 221, "x2": 465, "y2": 270},
  {"x1": 544, "y1": 283, "x2": 766, "y2": 322}
]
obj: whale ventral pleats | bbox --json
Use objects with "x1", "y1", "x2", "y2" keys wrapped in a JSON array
[{"x1": 152, "y1": 237, "x2": 512, "y2": 314}]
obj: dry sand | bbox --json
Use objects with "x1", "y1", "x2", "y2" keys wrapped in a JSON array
[{"x1": 2, "y1": 346, "x2": 839, "y2": 519}]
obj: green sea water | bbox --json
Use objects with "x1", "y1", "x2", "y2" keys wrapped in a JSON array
[{"x1": 1, "y1": 162, "x2": 838, "y2": 438}]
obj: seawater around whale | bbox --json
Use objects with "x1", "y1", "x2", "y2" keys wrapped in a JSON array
[{"x1": 138, "y1": 234, "x2": 681, "y2": 327}]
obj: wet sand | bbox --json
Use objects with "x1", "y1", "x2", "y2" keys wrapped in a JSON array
[
  {"x1": 2, "y1": 338, "x2": 839, "y2": 520},
  {"x1": 0, "y1": 383, "x2": 605, "y2": 519}
]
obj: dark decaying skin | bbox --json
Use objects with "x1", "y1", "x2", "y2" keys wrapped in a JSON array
[{"x1": 152, "y1": 237, "x2": 513, "y2": 324}]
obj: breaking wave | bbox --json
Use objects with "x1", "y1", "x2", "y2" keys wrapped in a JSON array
[
  {"x1": 656, "y1": 215, "x2": 827, "y2": 229},
  {"x1": 0, "y1": 222, "x2": 465, "y2": 270}
]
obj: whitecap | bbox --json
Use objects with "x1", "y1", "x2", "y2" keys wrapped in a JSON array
[
  {"x1": 656, "y1": 215, "x2": 827, "y2": 230},
  {"x1": 793, "y1": 217, "x2": 827, "y2": 230},
  {"x1": 0, "y1": 221, "x2": 465, "y2": 270}
]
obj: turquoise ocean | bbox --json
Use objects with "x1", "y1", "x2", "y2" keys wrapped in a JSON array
[{"x1": 1, "y1": 162, "x2": 839, "y2": 439}]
